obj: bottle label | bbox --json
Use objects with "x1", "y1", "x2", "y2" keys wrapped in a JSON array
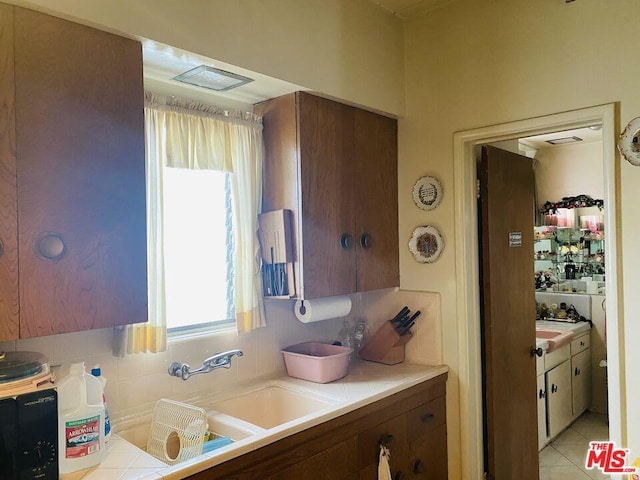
[{"x1": 65, "y1": 415, "x2": 101, "y2": 458}]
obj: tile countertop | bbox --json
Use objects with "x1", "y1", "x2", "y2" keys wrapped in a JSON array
[{"x1": 63, "y1": 361, "x2": 449, "y2": 480}]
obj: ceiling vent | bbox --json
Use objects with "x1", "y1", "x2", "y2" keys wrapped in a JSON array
[
  {"x1": 173, "y1": 65, "x2": 253, "y2": 92},
  {"x1": 545, "y1": 136, "x2": 583, "y2": 145}
]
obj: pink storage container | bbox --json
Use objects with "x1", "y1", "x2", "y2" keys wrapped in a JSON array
[{"x1": 280, "y1": 342, "x2": 353, "y2": 383}]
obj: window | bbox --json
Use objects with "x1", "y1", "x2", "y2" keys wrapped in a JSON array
[{"x1": 162, "y1": 167, "x2": 234, "y2": 334}]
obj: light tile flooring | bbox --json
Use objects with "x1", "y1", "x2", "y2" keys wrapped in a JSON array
[{"x1": 540, "y1": 411, "x2": 610, "y2": 480}]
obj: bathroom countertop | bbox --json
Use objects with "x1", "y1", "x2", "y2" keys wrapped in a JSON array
[
  {"x1": 63, "y1": 361, "x2": 449, "y2": 480},
  {"x1": 536, "y1": 319, "x2": 591, "y2": 335}
]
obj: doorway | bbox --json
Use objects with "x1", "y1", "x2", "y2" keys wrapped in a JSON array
[{"x1": 452, "y1": 104, "x2": 622, "y2": 479}]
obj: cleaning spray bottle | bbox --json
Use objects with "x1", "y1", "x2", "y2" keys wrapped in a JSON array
[
  {"x1": 91, "y1": 365, "x2": 111, "y2": 442},
  {"x1": 57, "y1": 362, "x2": 105, "y2": 474}
]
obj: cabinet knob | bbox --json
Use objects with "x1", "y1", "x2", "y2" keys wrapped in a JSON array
[
  {"x1": 35, "y1": 232, "x2": 66, "y2": 261},
  {"x1": 580, "y1": 341, "x2": 585, "y2": 347},
  {"x1": 575, "y1": 367, "x2": 581, "y2": 376},
  {"x1": 530, "y1": 347, "x2": 543, "y2": 357},
  {"x1": 551, "y1": 384, "x2": 558, "y2": 393},
  {"x1": 380, "y1": 434, "x2": 394, "y2": 446},
  {"x1": 421, "y1": 413, "x2": 435, "y2": 424},
  {"x1": 360, "y1": 232, "x2": 372, "y2": 249},
  {"x1": 394, "y1": 472, "x2": 406, "y2": 480},
  {"x1": 539, "y1": 389, "x2": 546, "y2": 399},
  {"x1": 413, "y1": 459, "x2": 425, "y2": 473},
  {"x1": 340, "y1": 233, "x2": 354, "y2": 250}
]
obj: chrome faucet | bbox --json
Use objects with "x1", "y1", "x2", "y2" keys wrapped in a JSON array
[{"x1": 168, "y1": 349, "x2": 243, "y2": 381}]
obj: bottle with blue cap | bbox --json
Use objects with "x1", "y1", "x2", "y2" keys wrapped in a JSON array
[{"x1": 91, "y1": 365, "x2": 111, "y2": 442}]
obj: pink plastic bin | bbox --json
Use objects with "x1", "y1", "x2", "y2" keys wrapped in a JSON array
[{"x1": 280, "y1": 342, "x2": 353, "y2": 384}]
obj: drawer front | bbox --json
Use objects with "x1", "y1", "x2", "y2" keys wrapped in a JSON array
[
  {"x1": 536, "y1": 352, "x2": 545, "y2": 375},
  {"x1": 409, "y1": 423, "x2": 448, "y2": 480},
  {"x1": 571, "y1": 333, "x2": 590, "y2": 355},
  {"x1": 358, "y1": 413, "x2": 408, "y2": 471},
  {"x1": 545, "y1": 344, "x2": 570, "y2": 370},
  {"x1": 406, "y1": 396, "x2": 446, "y2": 444}
]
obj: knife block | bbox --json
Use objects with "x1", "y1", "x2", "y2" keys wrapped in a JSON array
[{"x1": 358, "y1": 320, "x2": 413, "y2": 365}]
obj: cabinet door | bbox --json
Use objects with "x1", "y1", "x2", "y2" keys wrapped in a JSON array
[
  {"x1": 409, "y1": 423, "x2": 448, "y2": 480},
  {"x1": 572, "y1": 349, "x2": 591, "y2": 416},
  {"x1": 537, "y1": 374, "x2": 547, "y2": 450},
  {"x1": 0, "y1": 4, "x2": 19, "y2": 341},
  {"x1": 14, "y1": 8, "x2": 147, "y2": 336},
  {"x1": 353, "y1": 109, "x2": 398, "y2": 292},
  {"x1": 358, "y1": 414, "x2": 409, "y2": 480},
  {"x1": 298, "y1": 93, "x2": 356, "y2": 298},
  {"x1": 546, "y1": 360, "x2": 572, "y2": 438}
]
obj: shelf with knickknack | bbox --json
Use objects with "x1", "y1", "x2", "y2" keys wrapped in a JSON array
[{"x1": 534, "y1": 224, "x2": 605, "y2": 294}]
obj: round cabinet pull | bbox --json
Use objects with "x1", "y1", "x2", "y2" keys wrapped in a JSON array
[
  {"x1": 340, "y1": 233, "x2": 354, "y2": 250},
  {"x1": 35, "y1": 232, "x2": 66, "y2": 261},
  {"x1": 551, "y1": 384, "x2": 558, "y2": 393},
  {"x1": 380, "y1": 434, "x2": 394, "y2": 446},
  {"x1": 394, "y1": 472, "x2": 406, "y2": 480},
  {"x1": 580, "y1": 341, "x2": 585, "y2": 347},
  {"x1": 360, "y1": 232, "x2": 372, "y2": 249},
  {"x1": 530, "y1": 347, "x2": 543, "y2": 358},
  {"x1": 413, "y1": 459, "x2": 425, "y2": 473},
  {"x1": 539, "y1": 389, "x2": 546, "y2": 399}
]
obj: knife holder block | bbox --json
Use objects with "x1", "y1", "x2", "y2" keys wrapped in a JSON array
[{"x1": 358, "y1": 320, "x2": 413, "y2": 365}]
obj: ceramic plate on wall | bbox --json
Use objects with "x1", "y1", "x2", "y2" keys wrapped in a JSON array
[
  {"x1": 412, "y1": 176, "x2": 443, "y2": 211},
  {"x1": 618, "y1": 116, "x2": 640, "y2": 166},
  {"x1": 409, "y1": 226, "x2": 444, "y2": 263}
]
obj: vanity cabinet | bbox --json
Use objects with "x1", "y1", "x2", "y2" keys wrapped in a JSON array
[
  {"x1": 186, "y1": 373, "x2": 447, "y2": 480},
  {"x1": 0, "y1": 4, "x2": 146, "y2": 340},
  {"x1": 256, "y1": 92, "x2": 399, "y2": 299},
  {"x1": 537, "y1": 330, "x2": 592, "y2": 447}
]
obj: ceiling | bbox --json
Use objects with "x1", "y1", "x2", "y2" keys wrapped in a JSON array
[
  {"x1": 143, "y1": 40, "x2": 303, "y2": 110},
  {"x1": 520, "y1": 127, "x2": 603, "y2": 150},
  {"x1": 369, "y1": 0, "x2": 458, "y2": 19}
]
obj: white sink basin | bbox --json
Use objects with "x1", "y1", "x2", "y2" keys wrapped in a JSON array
[
  {"x1": 206, "y1": 411, "x2": 266, "y2": 441},
  {"x1": 209, "y1": 384, "x2": 339, "y2": 430}
]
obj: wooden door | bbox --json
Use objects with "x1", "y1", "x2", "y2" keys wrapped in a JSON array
[
  {"x1": 14, "y1": 8, "x2": 147, "y2": 336},
  {"x1": 354, "y1": 109, "x2": 399, "y2": 292},
  {"x1": 479, "y1": 145, "x2": 538, "y2": 479},
  {"x1": 537, "y1": 374, "x2": 547, "y2": 450},
  {"x1": 298, "y1": 92, "x2": 356, "y2": 298},
  {"x1": 0, "y1": 4, "x2": 19, "y2": 341}
]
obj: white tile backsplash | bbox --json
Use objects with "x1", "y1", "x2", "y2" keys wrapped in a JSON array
[{"x1": 6, "y1": 288, "x2": 441, "y2": 433}]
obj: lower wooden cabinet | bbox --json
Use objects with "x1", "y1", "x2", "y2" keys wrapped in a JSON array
[{"x1": 186, "y1": 373, "x2": 447, "y2": 480}]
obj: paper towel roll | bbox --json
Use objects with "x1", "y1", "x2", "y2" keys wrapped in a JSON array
[{"x1": 294, "y1": 296, "x2": 352, "y2": 323}]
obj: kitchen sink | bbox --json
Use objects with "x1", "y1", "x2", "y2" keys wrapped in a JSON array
[
  {"x1": 535, "y1": 328, "x2": 575, "y2": 352},
  {"x1": 208, "y1": 384, "x2": 339, "y2": 430}
]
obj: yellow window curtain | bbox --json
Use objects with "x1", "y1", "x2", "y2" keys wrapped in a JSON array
[{"x1": 113, "y1": 92, "x2": 265, "y2": 355}]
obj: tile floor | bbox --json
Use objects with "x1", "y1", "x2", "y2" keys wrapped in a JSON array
[{"x1": 539, "y1": 411, "x2": 610, "y2": 480}]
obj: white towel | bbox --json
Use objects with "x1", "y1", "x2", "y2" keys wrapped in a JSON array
[{"x1": 378, "y1": 444, "x2": 392, "y2": 480}]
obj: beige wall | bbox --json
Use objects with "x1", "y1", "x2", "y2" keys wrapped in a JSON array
[
  {"x1": 535, "y1": 141, "x2": 604, "y2": 205},
  {"x1": 10, "y1": 0, "x2": 405, "y2": 116},
  {"x1": 403, "y1": 0, "x2": 640, "y2": 476}
]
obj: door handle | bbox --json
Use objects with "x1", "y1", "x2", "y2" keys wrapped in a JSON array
[{"x1": 530, "y1": 347, "x2": 543, "y2": 357}]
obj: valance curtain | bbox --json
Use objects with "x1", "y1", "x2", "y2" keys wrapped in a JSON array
[{"x1": 114, "y1": 92, "x2": 266, "y2": 355}]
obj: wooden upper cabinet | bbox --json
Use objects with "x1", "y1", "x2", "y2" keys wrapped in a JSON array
[
  {"x1": 354, "y1": 109, "x2": 399, "y2": 292},
  {"x1": 257, "y1": 92, "x2": 398, "y2": 299},
  {"x1": 0, "y1": 5, "x2": 147, "y2": 340},
  {"x1": 0, "y1": 3, "x2": 19, "y2": 341}
]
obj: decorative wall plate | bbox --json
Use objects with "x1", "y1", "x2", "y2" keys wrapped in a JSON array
[
  {"x1": 412, "y1": 176, "x2": 443, "y2": 211},
  {"x1": 409, "y1": 226, "x2": 444, "y2": 263},
  {"x1": 618, "y1": 117, "x2": 640, "y2": 166}
]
